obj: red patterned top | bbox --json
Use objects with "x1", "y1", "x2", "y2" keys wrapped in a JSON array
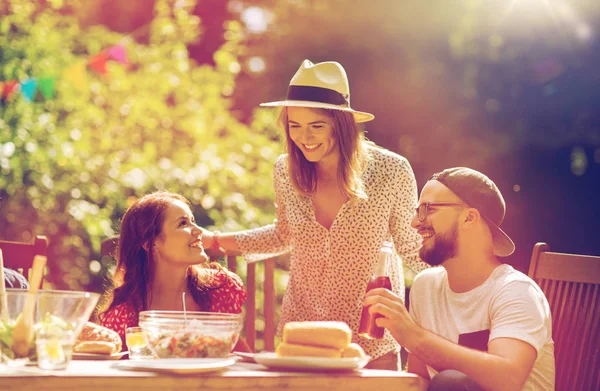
[{"x1": 100, "y1": 268, "x2": 246, "y2": 351}]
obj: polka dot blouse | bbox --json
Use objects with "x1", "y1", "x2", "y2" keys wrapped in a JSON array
[
  {"x1": 100, "y1": 268, "x2": 246, "y2": 351},
  {"x1": 235, "y1": 145, "x2": 429, "y2": 359}
]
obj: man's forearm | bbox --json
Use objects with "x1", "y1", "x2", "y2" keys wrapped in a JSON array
[{"x1": 408, "y1": 330, "x2": 528, "y2": 391}]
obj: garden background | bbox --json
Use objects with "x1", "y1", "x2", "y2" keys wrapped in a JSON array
[{"x1": 2, "y1": 0, "x2": 599, "y2": 349}]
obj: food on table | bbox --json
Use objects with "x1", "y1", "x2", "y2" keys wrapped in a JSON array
[
  {"x1": 138, "y1": 311, "x2": 242, "y2": 359},
  {"x1": 277, "y1": 321, "x2": 361, "y2": 359},
  {"x1": 73, "y1": 321, "x2": 121, "y2": 354},
  {"x1": 145, "y1": 328, "x2": 237, "y2": 358},
  {"x1": 282, "y1": 321, "x2": 351, "y2": 349},
  {"x1": 0, "y1": 313, "x2": 73, "y2": 360},
  {"x1": 73, "y1": 341, "x2": 117, "y2": 355},
  {"x1": 276, "y1": 341, "x2": 341, "y2": 358},
  {"x1": 341, "y1": 343, "x2": 366, "y2": 358}
]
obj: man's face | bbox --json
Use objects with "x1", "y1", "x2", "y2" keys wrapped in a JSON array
[{"x1": 411, "y1": 181, "x2": 464, "y2": 266}]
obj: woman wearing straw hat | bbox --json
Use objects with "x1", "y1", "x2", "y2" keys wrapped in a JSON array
[{"x1": 202, "y1": 60, "x2": 428, "y2": 369}]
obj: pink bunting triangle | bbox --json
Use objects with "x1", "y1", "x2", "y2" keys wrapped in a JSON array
[
  {"x1": 88, "y1": 53, "x2": 109, "y2": 75},
  {"x1": 106, "y1": 45, "x2": 128, "y2": 65}
]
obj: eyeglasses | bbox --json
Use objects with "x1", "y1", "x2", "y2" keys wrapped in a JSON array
[{"x1": 415, "y1": 202, "x2": 469, "y2": 222}]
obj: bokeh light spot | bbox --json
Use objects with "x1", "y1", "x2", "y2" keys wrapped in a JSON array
[
  {"x1": 89, "y1": 260, "x2": 101, "y2": 274},
  {"x1": 247, "y1": 56, "x2": 266, "y2": 73},
  {"x1": 242, "y1": 7, "x2": 268, "y2": 33},
  {"x1": 570, "y1": 146, "x2": 588, "y2": 176}
]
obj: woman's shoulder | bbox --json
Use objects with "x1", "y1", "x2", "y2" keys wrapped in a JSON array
[
  {"x1": 100, "y1": 302, "x2": 137, "y2": 327},
  {"x1": 199, "y1": 266, "x2": 247, "y2": 313},
  {"x1": 274, "y1": 154, "x2": 289, "y2": 171},
  {"x1": 198, "y1": 265, "x2": 245, "y2": 288},
  {"x1": 104, "y1": 302, "x2": 135, "y2": 317},
  {"x1": 366, "y1": 143, "x2": 409, "y2": 164},
  {"x1": 365, "y1": 143, "x2": 413, "y2": 176}
]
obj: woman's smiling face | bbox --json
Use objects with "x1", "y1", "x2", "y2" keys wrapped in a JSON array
[
  {"x1": 287, "y1": 107, "x2": 339, "y2": 165},
  {"x1": 153, "y1": 199, "x2": 208, "y2": 266}
]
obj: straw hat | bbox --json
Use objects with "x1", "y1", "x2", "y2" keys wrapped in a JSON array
[{"x1": 260, "y1": 60, "x2": 374, "y2": 123}]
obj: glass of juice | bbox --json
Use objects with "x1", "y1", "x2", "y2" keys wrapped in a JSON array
[{"x1": 125, "y1": 326, "x2": 155, "y2": 360}]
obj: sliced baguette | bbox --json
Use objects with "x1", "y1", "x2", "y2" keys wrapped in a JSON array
[
  {"x1": 283, "y1": 321, "x2": 351, "y2": 349},
  {"x1": 276, "y1": 342, "x2": 342, "y2": 358},
  {"x1": 341, "y1": 343, "x2": 366, "y2": 358},
  {"x1": 73, "y1": 341, "x2": 116, "y2": 355}
]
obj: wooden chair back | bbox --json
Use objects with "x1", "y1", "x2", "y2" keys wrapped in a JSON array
[
  {"x1": 0, "y1": 235, "x2": 48, "y2": 288},
  {"x1": 206, "y1": 249, "x2": 276, "y2": 352},
  {"x1": 100, "y1": 237, "x2": 277, "y2": 352},
  {"x1": 528, "y1": 242, "x2": 600, "y2": 391}
]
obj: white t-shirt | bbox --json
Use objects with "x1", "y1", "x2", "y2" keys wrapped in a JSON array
[{"x1": 409, "y1": 264, "x2": 555, "y2": 390}]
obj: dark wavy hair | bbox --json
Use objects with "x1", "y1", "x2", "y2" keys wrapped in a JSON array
[
  {"x1": 279, "y1": 107, "x2": 372, "y2": 200},
  {"x1": 97, "y1": 191, "x2": 224, "y2": 320}
]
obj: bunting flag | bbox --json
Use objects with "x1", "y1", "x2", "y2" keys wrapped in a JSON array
[
  {"x1": 88, "y1": 53, "x2": 109, "y2": 75},
  {"x1": 1, "y1": 44, "x2": 128, "y2": 103},
  {"x1": 38, "y1": 77, "x2": 56, "y2": 99},
  {"x1": 20, "y1": 79, "x2": 38, "y2": 101},
  {"x1": 106, "y1": 44, "x2": 128, "y2": 65},
  {"x1": 62, "y1": 62, "x2": 88, "y2": 92},
  {"x1": 2, "y1": 81, "x2": 19, "y2": 100}
]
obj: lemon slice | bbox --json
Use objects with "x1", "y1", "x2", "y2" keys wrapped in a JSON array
[{"x1": 44, "y1": 338, "x2": 65, "y2": 361}]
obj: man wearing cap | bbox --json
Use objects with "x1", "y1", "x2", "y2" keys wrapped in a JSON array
[{"x1": 364, "y1": 167, "x2": 555, "y2": 390}]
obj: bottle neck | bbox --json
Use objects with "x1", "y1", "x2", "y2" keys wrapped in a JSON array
[{"x1": 373, "y1": 248, "x2": 392, "y2": 277}]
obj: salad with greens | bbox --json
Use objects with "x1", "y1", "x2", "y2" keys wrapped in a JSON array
[
  {"x1": 146, "y1": 329, "x2": 237, "y2": 358},
  {"x1": 0, "y1": 313, "x2": 73, "y2": 362}
]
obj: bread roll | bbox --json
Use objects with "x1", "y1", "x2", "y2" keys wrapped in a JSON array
[
  {"x1": 276, "y1": 342, "x2": 342, "y2": 358},
  {"x1": 73, "y1": 341, "x2": 116, "y2": 355},
  {"x1": 283, "y1": 321, "x2": 351, "y2": 349},
  {"x1": 341, "y1": 343, "x2": 366, "y2": 358},
  {"x1": 75, "y1": 322, "x2": 122, "y2": 353}
]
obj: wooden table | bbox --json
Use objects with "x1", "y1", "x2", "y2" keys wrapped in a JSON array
[{"x1": 1, "y1": 360, "x2": 427, "y2": 391}]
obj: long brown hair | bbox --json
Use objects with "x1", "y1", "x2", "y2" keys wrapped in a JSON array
[
  {"x1": 97, "y1": 191, "x2": 223, "y2": 320},
  {"x1": 280, "y1": 107, "x2": 371, "y2": 200}
]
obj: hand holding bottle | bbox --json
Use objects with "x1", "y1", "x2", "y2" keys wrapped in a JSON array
[
  {"x1": 358, "y1": 241, "x2": 393, "y2": 339},
  {"x1": 362, "y1": 284, "x2": 422, "y2": 350}
]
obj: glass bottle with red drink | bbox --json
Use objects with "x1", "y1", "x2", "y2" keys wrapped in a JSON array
[{"x1": 358, "y1": 241, "x2": 393, "y2": 339}]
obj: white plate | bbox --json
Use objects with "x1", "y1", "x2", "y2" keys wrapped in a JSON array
[
  {"x1": 73, "y1": 351, "x2": 129, "y2": 361},
  {"x1": 254, "y1": 352, "x2": 371, "y2": 371},
  {"x1": 232, "y1": 351, "x2": 256, "y2": 363},
  {"x1": 113, "y1": 357, "x2": 237, "y2": 374}
]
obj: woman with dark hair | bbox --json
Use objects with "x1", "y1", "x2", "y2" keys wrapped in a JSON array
[
  {"x1": 98, "y1": 191, "x2": 248, "y2": 352},
  {"x1": 201, "y1": 60, "x2": 429, "y2": 369}
]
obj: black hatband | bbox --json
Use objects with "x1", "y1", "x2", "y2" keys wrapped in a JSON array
[{"x1": 286, "y1": 85, "x2": 348, "y2": 106}]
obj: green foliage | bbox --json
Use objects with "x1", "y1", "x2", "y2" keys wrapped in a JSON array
[{"x1": 0, "y1": 0, "x2": 282, "y2": 291}]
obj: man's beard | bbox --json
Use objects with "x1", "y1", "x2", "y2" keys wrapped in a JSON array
[{"x1": 419, "y1": 222, "x2": 459, "y2": 266}]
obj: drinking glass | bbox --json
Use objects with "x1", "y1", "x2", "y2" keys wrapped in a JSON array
[
  {"x1": 125, "y1": 326, "x2": 155, "y2": 359},
  {"x1": 35, "y1": 328, "x2": 75, "y2": 370}
]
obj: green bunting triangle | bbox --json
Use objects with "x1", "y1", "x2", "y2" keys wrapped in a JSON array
[{"x1": 38, "y1": 77, "x2": 56, "y2": 99}]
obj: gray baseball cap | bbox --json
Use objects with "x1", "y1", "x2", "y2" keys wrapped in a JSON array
[{"x1": 430, "y1": 167, "x2": 515, "y2": 257}]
